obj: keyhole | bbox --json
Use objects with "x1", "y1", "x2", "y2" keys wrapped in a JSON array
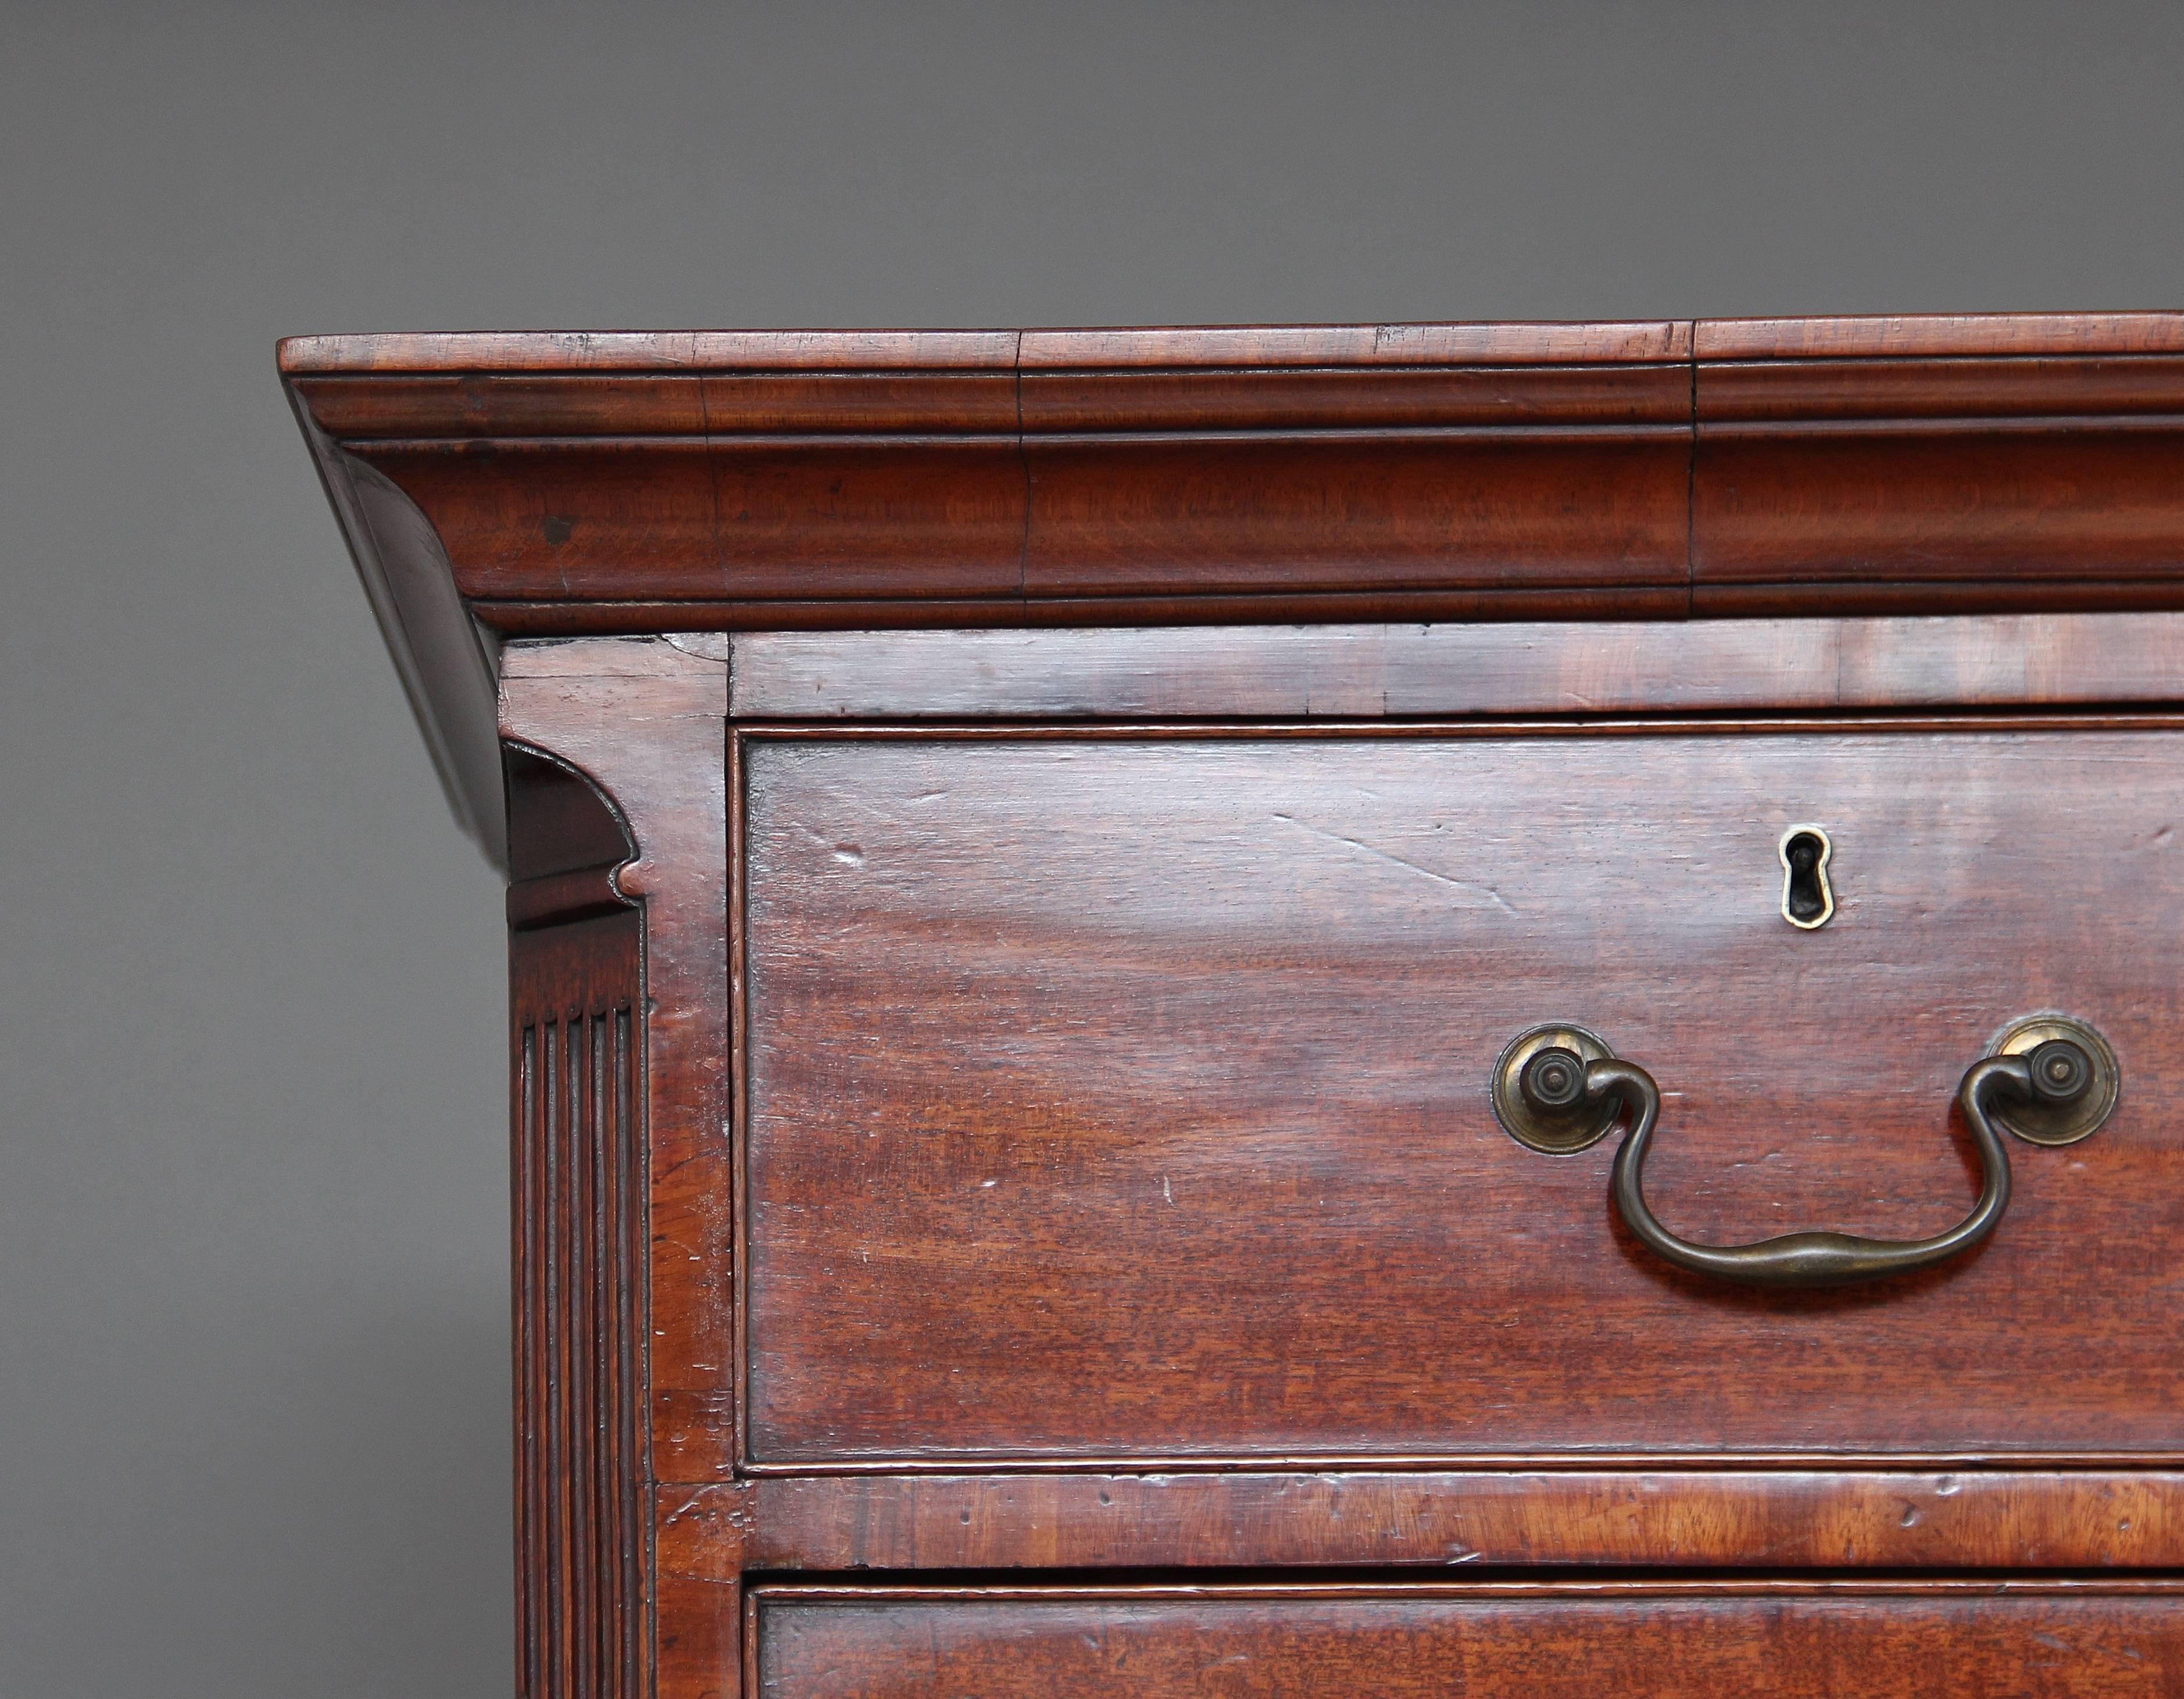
[{"x1": 1778, "y1": 825, "x2": 1835, "y2": 930}]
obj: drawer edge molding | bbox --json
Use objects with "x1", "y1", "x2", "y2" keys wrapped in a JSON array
[
  {"x1": 717, "y1": 612, "x2": 2184, "y2": 720},
  {"x1": 656, "y1": 1468, "x2": 2184, "y2": 1577}
]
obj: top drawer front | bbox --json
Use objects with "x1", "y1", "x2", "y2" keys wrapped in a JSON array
[{"x1": 741, "y1": 726, "x2": 2184, "y2": 1466}]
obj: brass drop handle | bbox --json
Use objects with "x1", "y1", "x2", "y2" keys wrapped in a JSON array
[{"x1": 1492, "y1": 1019, "x2": 2118, "y2": 1288}]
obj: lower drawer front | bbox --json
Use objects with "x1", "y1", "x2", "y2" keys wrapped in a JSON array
[{"x1": 755, "y1": 1585, "x2": 2181, "y2": 1697}]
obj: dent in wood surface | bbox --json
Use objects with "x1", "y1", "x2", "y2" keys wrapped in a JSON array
[{"x1": 360, "y1": 434, "x2": 1030, "y2": 606}]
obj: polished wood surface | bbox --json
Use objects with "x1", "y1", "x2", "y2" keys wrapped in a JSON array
[
  {"x1": 278, "y1": 312, "x2": 2184, "y2": 373},
  {"x1": 285, "y1": 314, "x2": 2184, "y2": 873},
  {"x1": 503, "y1": 643, "x2": 744, "y2": 1698},
  {"x1": 1695, "y1": 312, "x2": 2184, "y2": 359},
  {"x1": 1015, "y1": 351, "x2": 1686, "y2": 604},
  {"x1": 1695, "y1": 360, "x2": 2184, "y2": 607},
  {"x1": 280, "y1": 313, "x2": 2184, "y2": 638},
  {"x1": 512, "y1": 908, "x2": 645, "y2": 1699},
  {"x1": 501, "y1": 641, "x2": 737, "y2": 1486},
  {"x1": 278, "y1": 322, "x2": 1691, "y2": 373},
  {"x1": 286, "y1": 328, "x2": 1689, "y2": 618},
  {"x1": 741, "y1": 727, "x2": 2184, "y2": 1465},
  {"x1": 723, "y1": 612, "x2": 2184, "y2": 720},
  {"x1": 751, "y1": 1583, "x2": 2184, "y2": 1698},
  {"x1": 505, "y1": 744, "x2": 652, "y2": 1697},
  {"x1": 660, "y1": 1467, "x2": 2184, "y2": 1575},
  {"x1": 281, "y1": 315, "x2": 2184, "y2": 1692},
  {"x1": 480, "y1": 633, "x2": 2184, "y2": 1699},
  {"x1": 481, "y1": 586, "x2": 1692, "y2": 638}
]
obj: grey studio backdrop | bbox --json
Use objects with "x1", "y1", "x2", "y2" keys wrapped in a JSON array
[{"x1": 6, "y1": 4, "x2": 2183, "y2": 1694}]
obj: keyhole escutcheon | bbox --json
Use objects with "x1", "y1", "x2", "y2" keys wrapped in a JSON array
[{"x1": 1779, "y1": 824, "x2": 1835, "y2": 929}]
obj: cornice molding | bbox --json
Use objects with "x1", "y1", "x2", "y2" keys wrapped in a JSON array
[{"x1": 282, "y1": 314, "x2": 2184, "y2": 861}]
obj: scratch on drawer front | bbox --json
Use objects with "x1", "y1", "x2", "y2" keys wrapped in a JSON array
[{"x1": 1270, "y1": 813, "x2": 1518, "y2": 913}]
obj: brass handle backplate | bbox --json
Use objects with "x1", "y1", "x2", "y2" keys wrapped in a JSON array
[{"x1": 1489, "y1": 1016, "x2": 2118, "y2": 1288}]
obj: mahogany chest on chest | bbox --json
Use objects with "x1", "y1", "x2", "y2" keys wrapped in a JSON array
[{"x1": 287, "y1": 314, "x2": 2184, "y2": 1696}]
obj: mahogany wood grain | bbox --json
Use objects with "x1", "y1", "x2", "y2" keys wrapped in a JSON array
[
  {"x1": 284, "y1": 313, "x2": 2184, "y2": 374},
  {"x1": 358, "y1": 436, "x2": 1027, "y2": 606},
  {"x1": 1695, "y1": 578, "x2": 2184, "y2": 620},
  {"x1": 659, "y1": 1469, "x2": 2184, "y2": 1575},
  {"x1": 476, "y1": 586, "x2": 1693, "y2": 637},
  {"x1": 512, "y1": 906, "x2": 645, "y2": 1699},
  {"x1": 505, "y1": 640, "x2": 747, "y2": 1697},
  {"x1": 284, "y1": 324, "x2": 2184, "y2": 1696},
  {"x1": 507, "y1": 747, "x2": 639, "y2": 882},
  {"x1": 739, "y1": 726, "x2": 2184, "y2": 1465},
  {"x1": 287, "y1": 391, "x2": 506, "y2": 860},
  {"x1": 1018, "y1": 430, "x2": 1686, "y2": 601},
  {"x1": 505, "y1": 747, "x2": 640, "y2": 929},
  {"x1": 1018, "y1": 322, "x2": 1692, "y2": 366},
  {"x1": 286, "y1": 316, "x2": 2184, "y2": 867},
  {"x1": 299, "y1": 373, "x2": 709, "y2": 438},
  {"x1": 489, "y1": 636, "x2": 2184, "y2": 1697},
  {"x1": 301, "y1": 372, "x2": 1017, "y2": 440},
  {"x1": 283, "y1": 313, "x2": 2184, "y2": 652},
  {"x1": 722, "y1": 613, "x2": 2184, "y2": 720},
  {"x1": 1016, "y1": 362, "x2": 1686, "y2": 431},
  {"x1": 1013, "y1": 352, "x2": 1689, "y2": 599},
  {"x1": 1695, "y1": 313, "x2": 2184, "y2": 359},
  {"x1": 280, "y1": 323, "x2": 1689, "y2": 374},
  {"x1": 501, "y1": 640, "x2": 736, "y2": 1486},
  {"x1": 750, "y1": 1582, "x2": 2184, "y2": 1698},
  {"x1": 278, "y1": 329, "x2": 1020, "y2": 372},
  {"x1": 1693, "y1": 429, "x2": 2184, "y2": 593},
  {"x1": 1692, "y1": 331, "x2": 2184, "y2": 605},
  {"x1": 1697, "y1": 355, "x2": 2184, "y2": 422},
  {"x1": 655, "y1": 1575, "x2": 739, "y2": 1699}
]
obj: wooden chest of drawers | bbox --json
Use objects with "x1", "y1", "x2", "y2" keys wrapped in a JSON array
[{"x1": 286, "y1": 315, "x2": 2184, "y2": 1696}]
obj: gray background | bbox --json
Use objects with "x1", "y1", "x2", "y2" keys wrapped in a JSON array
[{"x1": 5, "y1": 3, "x2": 2182, "y2": 1693}]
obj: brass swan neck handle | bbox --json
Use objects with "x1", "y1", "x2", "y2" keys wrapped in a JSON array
[
  {"x1": 1493, "y1": 1020, "x2": 2117, "y2": 1288},
  {"x1": 1601, "y1": 1053, "x2": 2019, "y2": 1287}
]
